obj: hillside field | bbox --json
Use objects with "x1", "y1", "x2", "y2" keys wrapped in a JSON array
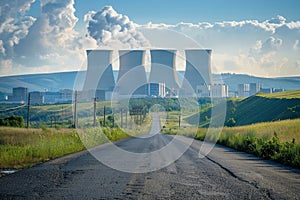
[{"x1": 185, "y1": 90, "x2": 300, "y2": 127}]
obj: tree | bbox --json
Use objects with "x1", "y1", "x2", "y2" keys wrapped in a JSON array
[{"x1": 226, "y1": 117, "x2": 236, "y2": 127}]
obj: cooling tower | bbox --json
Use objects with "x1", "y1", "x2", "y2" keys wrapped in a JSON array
[
  {"x1": 149, "y1": 50, "x2": 180, "y2": 91},
  {"x1": 182, "y1": 49, "x2": 213, "y2": 92},
  {"x1": 83, "y1": 50, "x2": 115, "y2": 92},
  {"x1": 117, "y1": 50, "x2": 147, "y2": 96}
]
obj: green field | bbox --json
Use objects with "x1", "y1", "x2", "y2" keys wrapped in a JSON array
[
  {"x1": 257, "y1": 90, "x2": 300, "y2": 99},
  {"x1": 0, "y1": 101, "x2": 114, "y2": 128},
  {"x1": 0, "y1": 112, "x2": 152, "y2": 170},
  {"x1": 163, "y1": 90, "x2": 300, "y2": 168},
  {"x1": 185, "y1": 90, "x2": 300, "y2": 127},
  {"x1": 0, "y1": 127, "x2": 85, "y2": 169}
]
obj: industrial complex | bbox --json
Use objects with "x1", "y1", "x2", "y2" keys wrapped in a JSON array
[{"x1": 83, "y1": 49, "x2": 223, "y2": 100}]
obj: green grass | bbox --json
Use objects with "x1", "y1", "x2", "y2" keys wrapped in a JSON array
[
  {"x1": 257, "y1": 90, "x2": 300, "y2": 99},
  {"x1": 185, "y1": 90, "x2": 300, "y2": 127},
  {"x1": 0, "y1": 101, "x2": 114, "y2": 129},
  {"x1": 162, "y1": 106, "x2": 300, "y2": 168},
  {"x1": 0, "y1": 113, "x2": 152, "y2": 170},
  {"x1": 0, "y1": 127, "x2": 85, "y2": 169},
  {"x1": 163, "y1": 119, "x2": 300, "y2": 168}
]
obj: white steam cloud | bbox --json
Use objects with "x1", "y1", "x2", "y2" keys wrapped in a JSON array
[
  {"x1": 14, "y1": 0, "x2": 80, "y2": 66},
  {"x1": 0, "y1": 2, "x2": 299, "y2": 77},
  {"x1": 84, "y1": 6, "x2": 150, "y2": 48}
]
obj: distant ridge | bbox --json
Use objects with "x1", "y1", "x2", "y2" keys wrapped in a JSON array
[{"x1": 0, "y1": 71, "x2": 300, "y2": 93}]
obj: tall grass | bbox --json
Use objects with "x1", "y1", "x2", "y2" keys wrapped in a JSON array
[
  {"x1": 163, "y1": 118, "x2": 300, "y2": 168},
  {"x1": 0, "y1": 127, "x2": 85, "y2": 169},
  {"x1": 0, "y1": 113, "x2": 152, "y2": 169}
]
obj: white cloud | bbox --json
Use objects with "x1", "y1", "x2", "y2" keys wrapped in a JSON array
[
  {"x1": 14, "y1": 0, "x2": 80, "y2": 66},
  {"x1": 0, "y1": 4, "x2": 299, "y2": 77},
  {"x1": 139, "y1": 15, "x2": 300, "y2": 77},
  {"x1": 84, "y1": 6, "x2": 150, "y2": 48},
  {"x1": 0, "y1": 0, "x2": 91, "y2": 75},
  {"x1": 0, "y1": 0, "x2": 36, "y2": 59},
  {"x1": 260, "y1": 36, "x2": 283, "y2": 52}
]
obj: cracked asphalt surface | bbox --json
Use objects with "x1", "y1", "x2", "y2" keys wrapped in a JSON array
[{"x1": 1, "y1": 115, "x2": 300, "y2": 199}]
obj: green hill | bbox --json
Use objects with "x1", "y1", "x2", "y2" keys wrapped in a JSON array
[{"x1": 186, "y1": 90, "x2": 300, "y2": 127}]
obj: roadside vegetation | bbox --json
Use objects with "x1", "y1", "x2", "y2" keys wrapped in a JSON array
[
  {"x1": 0, "y1": 127, "x2": 84, "y2": 169},
  {"x1": 163, "y1": 114, "x2": 300, "y2": 168},
  {"x1": 1, "y1": 91, "x2": 299, "y2": 169},
  {"x1": 0, "y1": 110, "x2": 152, "y2": 170},
  {"x1": 195, "y1": 119, "x2": 300, "y2": 168}
]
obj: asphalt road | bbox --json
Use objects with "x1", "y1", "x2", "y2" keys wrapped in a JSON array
[{"x1": 1, "y1": 115, "x2": 300, "y2": 199}]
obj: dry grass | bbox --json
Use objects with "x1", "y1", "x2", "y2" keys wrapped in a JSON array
[{"x1": 220, "y1": 119, "x2": 300, "y2": 143}]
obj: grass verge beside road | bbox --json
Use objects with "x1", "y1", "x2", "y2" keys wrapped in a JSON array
[
  {"x1": 0, "y1": 127, "x2": 85, "y2": 169},
  {"x1": 0, "y1": 114, "x2": 152, "y2": 170},
  {"x1": 163, "y1": 118, "x2": 300, "y2": 168}
]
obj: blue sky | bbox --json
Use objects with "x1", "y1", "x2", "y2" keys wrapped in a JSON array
[
  {"x1": 76, "y1": 0, "x2": 300, "y2": 23},
  {"x1": 1, "y1": 0, "x2": 300, "y2": 77},
  {"x1": 28, "y1": 0, "x2": 300, "y2": 24}
]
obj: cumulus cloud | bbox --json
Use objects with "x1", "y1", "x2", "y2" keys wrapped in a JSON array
[
  {"x1": 0, "y1": 0, "x2": 91, "y2": 75},
  {"x1": 0, "y1": 0, "x2": 35, "y2": 27},
  {"x1": 260, "y1": 36, "x2": 283, "y2": 53},
  {"x1": 84, "y1": 6, "x2": 150, "y2": 48},
  {"x1": 267, "y1": 15, "x2": 286, "y2": 25},
  {"x1": 14, "y1": 0, "x2": 80, "y2": 66},
  {"x1": 0, "y1": 3, "x2": 300, "y2": 77},
  {"x1": 0, "y1": 0, "x2": 36, "y2": 60},
  {"x1": 139, "y1": 15, "x2": 300, "y2": 76}
]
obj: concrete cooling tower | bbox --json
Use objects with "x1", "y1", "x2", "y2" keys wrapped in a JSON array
[
  {"x1": 182, "y1": 49, "x2": 213, "y2": 93},
  {"x1": 83, "y1": 50, "x2": 115, "y2": 91},
  {"x1": 149, "y1": 50, "x2": 180, "y2": 93},
  {"x1": 117, "y1": 50, "x2": 147, "y2": 96}
]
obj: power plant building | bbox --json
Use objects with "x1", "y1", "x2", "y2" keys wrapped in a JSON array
[
  {"x1": 117, "y1": 50, "x2": 147, "y2": 96},
  {"x1": 182, "y1": 49, "x2": 213, "y2": 94},
  {"x1": 83, "y1": 50, "x2": 115, "y2": 100},
  {"x1": 30, "y1": 91, "x2": 44, "y2": 105},
  {"x1": 83, "y1": 48, "x2": 214, "y2": 99},
  {"x1": 149, "y1": 50, "x2": 180, "y2": 95},
  {"x1": 8, "y1": 87, "x2": 28, "y2": 103},
  {"x1": 147, "y1": 83, "x2": 166, "y2": 97}
]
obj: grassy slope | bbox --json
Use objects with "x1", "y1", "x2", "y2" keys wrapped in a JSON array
[
  {"x1": 257, "y1": 90, "x2": 300, "y2": 99},
  {"x1": 231, "y1": 90, "x2": 300, "y2": 126},
  {"x1": 186, "y1": 90, "x2": 300, "y2": 127}
]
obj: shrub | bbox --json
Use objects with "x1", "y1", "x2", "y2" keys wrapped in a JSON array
[
  {"x1": 0, "y1": 116, "x2": 24, "y2": 128},
  {"x1": 259, "y1": 132, "x2": 280, "y2": 159}
]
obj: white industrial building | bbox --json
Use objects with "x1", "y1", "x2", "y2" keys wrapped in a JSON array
[
  {"x1": 237, "y1": 84, "x2": 250, "y2": 97},
  {"x1": 147, "y1": 83, "x2": 166, "y2": 97},
  {"x1": 196, "y1": 84, "x2": 228, "y2": 98}
]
